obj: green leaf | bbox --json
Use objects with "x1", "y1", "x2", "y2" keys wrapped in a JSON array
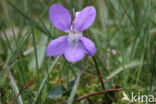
[
  {"x1": 104, "y1": 82, "x2": 113, "y2": 90},
  {"x1": 48, "y1": 86, "x2": 66, "y2": 99},
  {"x1": 67, "y1": 80, "x2": 75, "y2": 91}
]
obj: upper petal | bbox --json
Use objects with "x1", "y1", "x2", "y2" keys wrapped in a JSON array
[
  {"x1": 47, "y1": 36, "x2": 68, "y2": 56},
  {"x1": 74, "y1": 6, "x2": 96, "y2": 32},
  {"x1": 79, "y1": 37, "x2": 96, "y2": 56},
  {"x1": 64, "y1": 45, "x2": 85, "y2": 62},
  {"x1": 49, "y1": 4, "x2": 71, "y2": 32}
]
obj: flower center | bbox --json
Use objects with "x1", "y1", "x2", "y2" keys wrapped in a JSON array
[{"x1": 68, "y1": 31, "x2": 82, "y2": 47}]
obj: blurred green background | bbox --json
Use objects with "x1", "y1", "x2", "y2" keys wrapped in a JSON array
[{"x1": 0, "y1": 0, "x2": 156, "y2": 104}]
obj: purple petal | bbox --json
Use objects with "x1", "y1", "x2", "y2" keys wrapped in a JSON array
[
  {"x1": 47, "y1": 36, "x2": 68, "y2": 56},
  {"x1": 74, "y1": 6, "x2": 96, "y2": 32},
  {"x1": 64, "y1": 45, "x2": 85, "y2": 62},
  {"x1": 49, "y1": 4, "x2": 71, "y2": 32},
  {"x1": 79, "y1": 37, "x2": 96, "y2": 56}
]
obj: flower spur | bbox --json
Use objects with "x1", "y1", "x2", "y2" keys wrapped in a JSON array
[{"x1": 47, "y1": 4, "x2": 96, "y2": 62}]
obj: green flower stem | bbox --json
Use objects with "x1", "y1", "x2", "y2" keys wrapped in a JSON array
[{"x1": 67, "y1": 57, "x2": 88, "y2": 104}]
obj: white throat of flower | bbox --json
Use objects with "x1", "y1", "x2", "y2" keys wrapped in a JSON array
[{"x1": 68, "y1": 31, "x2": 82, "y2": 47}]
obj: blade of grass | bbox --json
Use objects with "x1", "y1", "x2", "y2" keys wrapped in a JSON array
[
  {"x1": 30, "y1": 25, "x2": 39, "y2": 71},
  {"x1": 8, "y1": 69, "x2": 23, "y2": 104},
  {"x1": 106, "y1": 60, "x2": 143, "y2": 80},
  {"x1": 28, "y1": 35, "x2": 48, "y2": 69}
]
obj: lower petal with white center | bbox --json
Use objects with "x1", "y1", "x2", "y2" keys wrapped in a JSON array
[{"x1": 64, "y1": 45, "x2": 85, "y2": 62}]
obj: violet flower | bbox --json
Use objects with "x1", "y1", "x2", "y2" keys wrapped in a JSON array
[{"x1": 47, "y1": 4, "x2": 96, "y2": 62}]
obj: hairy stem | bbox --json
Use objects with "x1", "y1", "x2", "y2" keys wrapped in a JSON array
[{"x1": 93, "y1": 56, "x2": 105, "y2": 90}]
